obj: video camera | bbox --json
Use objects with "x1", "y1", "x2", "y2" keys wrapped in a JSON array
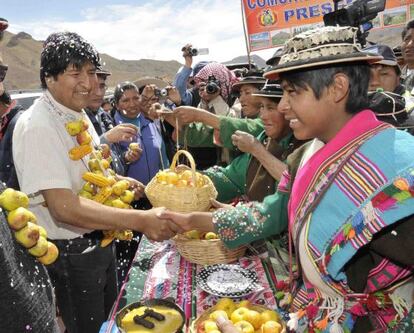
[
  {"x1": 181, "y1": 46, "x2": 209, "y2": 57},
  {"x1": 206, "y1": 75, "x2": 220, "y2": 94},
  {"x1": 323, "y1": 0, "x2": 386, "y2": 46}
]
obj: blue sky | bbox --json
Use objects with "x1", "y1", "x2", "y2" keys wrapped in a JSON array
[{"x1": 1, "y1": 0, "x2": 275, "y2": 63}]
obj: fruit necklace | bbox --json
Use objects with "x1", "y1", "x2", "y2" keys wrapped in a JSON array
[
  {"x1": 43, "y1": 93, "x2": 134, "y2": 246},
  {"x1": 0, "y1": 183, "x2": 59, "y2": 265}
]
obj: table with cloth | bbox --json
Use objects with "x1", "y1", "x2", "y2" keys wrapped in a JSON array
[{"x1": 100, "y1": 236, "x2": 285, "y2": 333}]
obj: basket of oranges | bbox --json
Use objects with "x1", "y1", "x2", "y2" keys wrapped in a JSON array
[
  {"x1": 190, "y1": 298, "x2": 286, "y2": 333},
  {"x1": 145, "y1": 150, "x2": 217, "y2": 213}
]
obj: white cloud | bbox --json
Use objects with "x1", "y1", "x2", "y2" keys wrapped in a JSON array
[{"x1": 8, "y1": 0, "x2": 276, "y2": 63}]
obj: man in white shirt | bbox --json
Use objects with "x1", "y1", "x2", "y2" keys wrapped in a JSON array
[{"x1": 13, "y1": 31, "x2": 181, "y2": 333}]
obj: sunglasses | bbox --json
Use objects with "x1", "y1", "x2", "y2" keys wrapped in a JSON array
[{"x1": 0, "y1": 64, "x2": 8, "y2": 82}]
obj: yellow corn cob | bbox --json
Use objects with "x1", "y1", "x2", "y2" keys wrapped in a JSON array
[
  {"x1": 93, "y1": 186, "x2": 113, "y2": 203},
  {"x1": 69, "y1": 144, "x2": 93, "y2": 160},
  {"x1": 82, "y1": 172, "x2": 111, "y2": 187},
  {"x1": 115, "y1": 230, "x2": 133, "y2": 241},
  {"x1": 101, "y1": 230, "x2": 115, "y2": 247}
]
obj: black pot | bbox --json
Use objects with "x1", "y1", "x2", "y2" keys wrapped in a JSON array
[{"x1": 116, "y1": 298, "x2": 185, "y2": 333}]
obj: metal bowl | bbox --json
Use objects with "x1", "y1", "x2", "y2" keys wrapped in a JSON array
[{"x1": 116, "y1": 298, "x2": 185, "y2": 333}]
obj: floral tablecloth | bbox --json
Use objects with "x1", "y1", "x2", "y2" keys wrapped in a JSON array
[{"x1": 100, "y1": 237, "x2": 282, "y2": 333}]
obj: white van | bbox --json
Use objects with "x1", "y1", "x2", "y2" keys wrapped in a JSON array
[{"x1": 10, "y1": 90, "x2": 43, "y2": 110}]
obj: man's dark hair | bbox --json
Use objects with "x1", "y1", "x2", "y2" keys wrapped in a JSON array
[
  {"x1": 0, "y1": 89, "x2": 11, "y2": 105},
  {"x1": 113, "y1": 81, "x2": 138, "y2": 104},
  {"x1": 402, "y1": 19, "x2": 414, "y2": 40},
  {"x1": 40, "y1": 32, "x2": 100, "y2": 89},
  {"x1": 280, "y1": 63, "x2": 370, "y2": 114}
]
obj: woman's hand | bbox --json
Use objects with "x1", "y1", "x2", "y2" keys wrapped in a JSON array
[
  {"x1": 231, "y1": 130, "x2": 261, "y2": 155},
  {"x1": 117, "y1": 176, "x2": 145, "y2": 200},
  {"x1": 166, "y1": 86, "x2": 182, "y2": 106},
  {"x1": 158, "y1": 210, "x2": 215, "y2": 233},
  {"x1": 125, "y1": 147, "x2": 142, "y2": 163},
  {"x1": 210, "y1": 199, "x2": 233, "y2": 210},
  {"x1": 173, "y1": 106, "x2": 205, "y2": 124},
  {"x1": 104, "y1": 124, "x2": 138, "y2": 143}
]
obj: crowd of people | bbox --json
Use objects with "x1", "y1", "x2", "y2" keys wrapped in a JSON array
[{"x1": 1, "y1": 14, "x2": 414, "y2": 333}]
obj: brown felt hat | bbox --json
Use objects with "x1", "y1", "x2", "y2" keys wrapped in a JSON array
[{"x1": 264, "y1": 26, "x2": 382, "y2": 80}]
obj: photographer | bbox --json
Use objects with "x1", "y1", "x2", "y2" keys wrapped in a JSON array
[
  {"x1": 363, "y1": 44, "x2": 414, "y2": 129},
  {"x1": 173, "y1": 43, "x2": 209, "y2": 107},
  {"x1": 173, "y1": 62, "x2": 240, "y2": 168}
]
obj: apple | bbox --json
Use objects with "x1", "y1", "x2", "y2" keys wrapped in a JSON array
[
  {"x1": 76, "y1": 130, "x2": 92, "y2": 145},
  {"x1": 99, "y1": 144, "x2": 111, "y2": 159},
  {"x1": 184, "y1": 230, "x2": 201, "y2": 239},
  {"x1": 129, "y1": 142, "x2": 140, "y2": 151},
  {"x1": 237, "y1": 300, "x2": 251, "y2": 309},
  {"x1": 112, "y1": 180, "x2": 130, "y2": 196},
  {"x1": 260, "y1": 310, "x2": 280, "y2": 325},
  {"x1": 65, "y1": 120, "x2": 83, "y2": 136},
  {"x1": 234, "y1": 320, "x2": 254, "y2": 333},
  {"x1": 37, "y1": 241, "x2": 59, "y2": 265},
  {"x1": 111, "y1": 199, "x2": 129, "y2": 209},
  {"x1": 261, "y1": 320, "x2": 282, "y2": 333},
  {"x1": 195, "y1": 173, "x2": 205, "y2": 187},
  {"x1": 180, "y1": 170, "x2": 194, "y2": 182},
  {"x1": 78, "y1": 190, "x2": 93, "y2": 199},
  {"x1": 120, "y1": 190, "x2": 134, "y2": 204},
  {"x1": 215, "y1": 298, "x2": 236, "y2": 318},
  {"x1": 176, "y1": 179, "x2": 188, "y2": 187},
  {"x1": 0, "y1": 188, "x2": 29, "y2": 211},
  {"x1": 166, "y1": 171, "x2": 179, "y2": 185},
  {"x1": 82, "y1": 182, "x2": 96, "y2": 194},
  {"x1": 28, "y1": 236, "x2": 48, "y2": 257},
  {"x1": 38, "y1": 225, "x2": 47, "y2": 238},
  {"x1": 203, "y1": 320, "x2": 219, "y2": 332},
  {"x1": 156, "y1": 170, "x2": 168, "y2": 183},
  {"x1": 204, "y1": 232, "x2": 219, "y2": 240},
  {"x1": 81, "y1": 118, "x2": 89, "y2": 131},
  {"x1": 7, "y1": 207, "x2": 37, "y2": 230},
  {"x1": 88, "y1": 159, "x2": 101, "y2": 172},
  {"x1": 14, "y1": 222, "x2": 40, "y2": 248},
  {"x1": 231, "y1": 307, "x2": 250, "y2": 324},
  {"x1": 209, "y1": 310, "x2": 229, "y2": 321},
  {"x1": 245, "y1": 310, "x2": 262, "y2": 330}
]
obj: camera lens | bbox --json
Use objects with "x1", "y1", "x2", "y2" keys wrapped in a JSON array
[
  {"x1": 189, "y1": 48, "x2": 198, "y2": 56},
  {"x1": 206, "y1": 82, "x2": 219, "y2": 94},
  {"x1": 160, "y1": 88, "x2": 168, "y2": 97}
]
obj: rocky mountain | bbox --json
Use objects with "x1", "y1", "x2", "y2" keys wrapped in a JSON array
[
  {"x1": 0, "y1": 31, "x2": 182, "y2": 90},
  {"x1": 223, "y1": 54, "x2": 267, "y2": 68}
]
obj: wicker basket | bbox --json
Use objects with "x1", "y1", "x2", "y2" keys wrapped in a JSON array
[
  {"x1": 145, "y1": 150, "x2": 218, "y2": 213},
  {"x1": 174, "y1": 234, "x2": 246, "y2": 265},
  {"x1": 190, "y1": 304, "x2": 286, "y2": 333}
]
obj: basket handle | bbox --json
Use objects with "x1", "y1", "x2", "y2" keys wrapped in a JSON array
[{"x1": 170, "y1": 150, "x2": 197, "y2": 185}]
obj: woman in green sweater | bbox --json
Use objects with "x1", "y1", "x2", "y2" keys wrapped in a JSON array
[{"x1": 161, "y1": 82, "x2": 303, "y2": 248}]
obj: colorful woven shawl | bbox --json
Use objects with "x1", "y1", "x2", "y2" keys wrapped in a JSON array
[{"x1": 287, "y1": 110, "x2": 414, "y2": 332}]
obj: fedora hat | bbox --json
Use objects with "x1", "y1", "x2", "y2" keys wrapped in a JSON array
[
  {"x1": 96, "y1": 64, "x2": 111, "y2": 77},
  {"x1": 252, "y1": 80, "x2": 283, "y2": 99},
  {"x1": 363, "y1": 44, "x2": 401, "y2": 74},
  {"x1": 232, "y1": 70, "x2": 266, "y2": 91},
  {"x1": 264, "y1": 26, "x2": 383, "y2": 80}
]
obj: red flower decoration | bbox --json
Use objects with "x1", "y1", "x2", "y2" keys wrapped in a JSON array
[{"x1": 306, "y1": 304, "x2": 319, "y2": 320}]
